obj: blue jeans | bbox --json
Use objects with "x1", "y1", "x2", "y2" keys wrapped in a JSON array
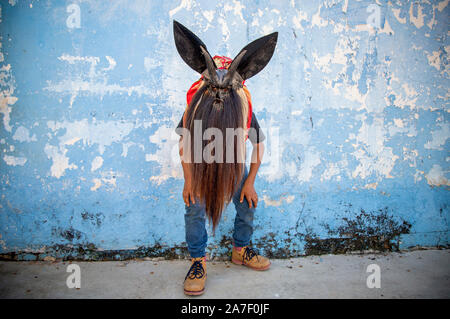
[{"x1": 184, "y1": 166, "x2": 255, "y2": 258}]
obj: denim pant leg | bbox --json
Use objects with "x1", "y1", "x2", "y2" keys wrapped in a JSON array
[
  {"x1": 232, "y1": 166, "x2": 255, "y2": 247},
  {"x1": 184, "y1": 199, "x2": 208, "y2": 258}
]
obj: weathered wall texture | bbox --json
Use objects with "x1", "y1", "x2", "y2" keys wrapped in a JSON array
[{"x1": 0, "y1": 0, "x2": 448, "y2": 260}]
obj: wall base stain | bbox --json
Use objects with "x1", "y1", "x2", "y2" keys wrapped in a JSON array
[
  {"x1": 1, "y1": 208, "x2": 439, "y2": 261},
  {"x1": 304, "y1": 208, "x2": 413, "y2": 255},
  {"x1": 2, "y1": 244, "x2": 448, "y2": 262},
  {"x1": 1, "y1": 204, "x2": 446, "y2": 261},
  {"x1": 0, "y1": 244, "x2": 190, "y2": 262}
]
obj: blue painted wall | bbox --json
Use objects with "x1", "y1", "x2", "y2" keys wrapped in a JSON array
[{"x1": 0, "y1": 0, "x2": 448, "y2": 260}]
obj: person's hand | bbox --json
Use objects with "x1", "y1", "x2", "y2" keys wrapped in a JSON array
[
  {"x1": 183, "y1": 180, "x2": 196, "y2": 207},
  {"x1": 240, "y1": 181, "x2": 258, "y2": 208}
]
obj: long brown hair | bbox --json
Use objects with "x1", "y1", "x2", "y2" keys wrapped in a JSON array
[
  {"x1": 184, "y1": 81, "x2": 249, "y2": 231},
  {"x1": 173, "y1": 20, "x2": 278, "y2": 231}
]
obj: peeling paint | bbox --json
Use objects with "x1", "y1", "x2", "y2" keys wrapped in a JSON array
[
  {"x1": 44, "y1": 54, "x2": 159, "y2": 108},
  {"x1": 424, "y1": 122, "x2": 449, "y2": 150},
  {"x1": 12, "y1": 126, "x2": 37, "y2": 142},
  {"x1": 3, "y1": 154, "x2": 27, "y2": 166},
  {"x1": 44, "y1": 144, "x2": 78, "y2": 178},
  {"x1": 425, "y1": 164, "x2": 449, "y2": 187},
  {"x1": 262, "y1": 195, "x2": 295, "y2": 207},
  {"x1": 91, "y1": 156, "x2": 103, "y2": 172},
  {"x1": 350, "y1": 117, "x2": 399, "y2": 180},
  {"x1": 47, "y1": 119, "x2": 136, "y2": 155},
  {"x1": 409, "y1": 2, "x2": 426, "y2": 29},
  {"x1": 0, "y1": 64, "x2": 18, "y2": 133}
]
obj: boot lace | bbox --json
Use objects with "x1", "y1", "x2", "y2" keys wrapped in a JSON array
[
  {"x1": 185, "y1": 260, "x2": 205, "y2": 280},
  {"x1": 243, "y1": 247, "x2": 259, "y2": 262}
]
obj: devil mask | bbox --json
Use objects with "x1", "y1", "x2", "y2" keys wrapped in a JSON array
[{"x1": 173, "y1": 20, "x2": 278, "y2": 89}]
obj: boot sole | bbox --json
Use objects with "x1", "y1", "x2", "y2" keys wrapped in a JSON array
[
  {"x1": 184, "y1": 288, "x2": 205, "y2": 296},
  {"x1": 231, "y1": 258, "x2": 271, "y2": 271},
  {"x1": 184, "y1": 274, "x2": 207, "y2": 296}
]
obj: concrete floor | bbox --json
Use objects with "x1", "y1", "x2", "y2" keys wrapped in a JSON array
[{"x1": 0, "y1": 249, "x2": 449, "y2": 298}]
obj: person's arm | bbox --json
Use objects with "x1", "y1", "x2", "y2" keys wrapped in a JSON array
[
  {"x1": 240, "y1": 142, "x2": 265, "y2": 208},
  {"x1": 179, "y1": 136, "x2": 195, "y2": 206}
]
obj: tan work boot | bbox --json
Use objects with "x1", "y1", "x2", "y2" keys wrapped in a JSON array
[
  {"x1": 183, "y1": 257, "x2": 207, "y2": 296},
  {"x1": 231, "y1": 246, "x2": 271, "y2": 271}
]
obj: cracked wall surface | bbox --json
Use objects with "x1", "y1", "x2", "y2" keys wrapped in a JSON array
[{"x1": 0, "y1": 0, "x2": 449, "y2": 260}]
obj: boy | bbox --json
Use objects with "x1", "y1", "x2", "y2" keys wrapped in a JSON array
[{"x1": 173, "y1": 21, "x2": 277, "y2": 296}]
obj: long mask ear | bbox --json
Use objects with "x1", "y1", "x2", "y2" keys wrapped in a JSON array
[
  {"x1": 227, "y1": 32, "x2": 278, "y2": 81},
  {"x1": 173, "y1": 20, "x2": 209, "y2": 74}
]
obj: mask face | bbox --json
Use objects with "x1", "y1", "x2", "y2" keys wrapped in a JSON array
[{"x1": 173, "y1": 20, "x2": 278, "y2": 89}]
